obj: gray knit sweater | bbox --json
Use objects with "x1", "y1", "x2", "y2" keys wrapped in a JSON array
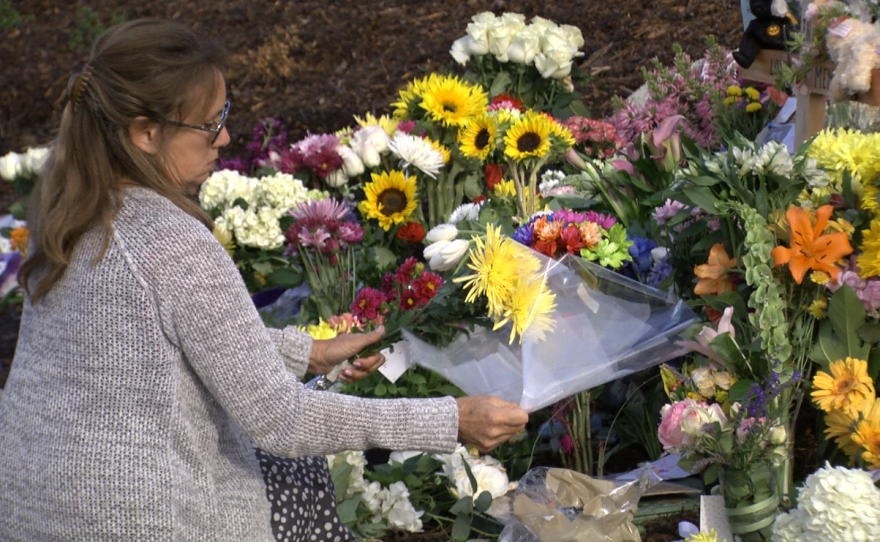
[{"x1": 0, "y1": 187, "x2": 459, "y2": 541}]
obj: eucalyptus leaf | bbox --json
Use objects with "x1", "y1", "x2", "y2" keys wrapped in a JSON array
[
  {"x1": 451, "y1": 512, "x2": 472, "y2": 542},
  {"x1": 450, "y1": 496, "x2": 474, "y2": 515},
  {"x1": 474, "y1": 491, "x2": 493, "y2": 513},
  {"x1": 336, "y1": 497, "x2": 360, "y2": 524},
  {"x1": 727, "y1": 379, "x2": 753, "y2": 402}
]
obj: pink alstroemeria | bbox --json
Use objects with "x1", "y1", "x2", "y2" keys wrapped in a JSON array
[{"x1": 677, "y1": 306, "x2": 738, "y2": 366}]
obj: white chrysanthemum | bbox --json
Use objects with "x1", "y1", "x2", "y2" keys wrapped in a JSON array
[
  {"x1": 388, "y1": 133, "x2": 445, "y2": 179},
  {"x1": 771, "y1": 463, "x2": 880, "y2": 542},
  {"x1": 221, "y1": 206, "x2": 284, "y2": 250},
  {"x1": 448, "y1": 202, "x2": 483, "y2": 224},
  {"x1": 257, "y1": 172, "x2": 310, "y2": 212},
  {"x1": 327, "y1": 450, "x2": 368, "y2": 498},
  {"x1": 802, "y1": 157, "x2": 831, "y2": 188}
]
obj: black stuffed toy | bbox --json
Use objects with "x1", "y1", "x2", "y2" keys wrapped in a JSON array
[{"x1": 733, "y1": 0, "x2": 798, "y2": 69}]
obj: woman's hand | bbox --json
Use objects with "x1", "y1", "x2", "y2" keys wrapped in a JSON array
[
  {"x1": 308, "y1": 326, "x2": 385, "y2": 383},
  {"x1": 455, "y1": 396, "x2": 529, "y2": 453}
]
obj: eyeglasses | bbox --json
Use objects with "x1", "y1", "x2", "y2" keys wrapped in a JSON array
[{"x1": 156, "y1": 100, "x2": 231, "y2": 143}]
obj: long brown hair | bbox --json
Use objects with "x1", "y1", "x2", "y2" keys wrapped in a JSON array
[{"x1": 19, "y1": 19, "x2": 224, "y2": 302}]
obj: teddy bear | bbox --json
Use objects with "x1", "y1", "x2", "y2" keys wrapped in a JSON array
[
  {"x1": 733, "y1": 0, "x2": 799, "y2": 69},
  {"x1": 807, "y1": 0, "x2": 880, "y2": 102}
]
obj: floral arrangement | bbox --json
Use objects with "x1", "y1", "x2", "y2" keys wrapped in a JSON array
[
  {"x1": 0, "y1": 216, "x2": 27, "y2": 304},
  {"x1": 712, "y1": 84, "x2": 783, "y2": 143},
  {"x1": 771, "y1": 464, "x2": 880, "y2": 542},
  {"x1": 0, "y1": 147, "x2": 49, "y2": 218}
]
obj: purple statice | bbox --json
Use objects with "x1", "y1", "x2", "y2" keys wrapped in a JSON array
[{"x1": 511, "y1": 223, "x2": 534, "y2": 246}]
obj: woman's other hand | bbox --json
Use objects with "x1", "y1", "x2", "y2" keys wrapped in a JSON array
[
  {"x1": 308, "y1": 326, "x2": 385, "y2": 382},
  {"x1": 455, "y1": 396, "x2": 529, "y2": 453}
]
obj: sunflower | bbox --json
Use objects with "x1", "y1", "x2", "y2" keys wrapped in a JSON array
[
  {"x1": 493, "y1": 263, "x2": 557, "y2": 344},
  {"x1": 454, "y1": 223, "x2": 520, "y2": 318},
  {"x1": 503, "y1": 111, "x2": 553, "y2": 162},
  {"x1": 357, "y1": 170, "x2": 417, "y2": 231},
  {"x1": 811, "y1": 357, "x2": 875, "y2": 412},
  {"x1": 458, "y1": 115, "x2": 497, "y2": 160},
  {"x1": 413, "y1": 74, "x2": 487, "y2": 128},
  {"x1": 354, "y1": 112, "x2": 398, "y2": 136}
]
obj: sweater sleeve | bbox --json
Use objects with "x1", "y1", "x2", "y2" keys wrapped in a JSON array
[
  {"x1": 264, "y1": 327, "x2": 311, "y2": 379},
  {"x1": 142, "y1": 217, "x2": 459, "y2": 457}
]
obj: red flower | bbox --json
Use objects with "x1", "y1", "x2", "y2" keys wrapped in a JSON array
[
  {"x1": 396, "y1": 222, "x2": 425, "y2": 243},
  {"x1": 351, "y1": 287, "x2": 386, "y2": 322},
  {"x1": 471, "y1": 195, "x2": 488, "y2": 204},
  {"x1": 489, "y1": 93, "x2": 526, "y2": 111},
  {"x1": 484, "y1": 163, "x2": 502, "y2": 192},
  {"x1": 412, "y1": 271, "x2": 444, "y2": 302},
  {"x1": 533, "y1": 238, "x2": 557, "y2": 257},
  {"x1": 393, "y1": 257, "x2": 419, "y2": 285},
  {"x1": 559, "y1": 224, "x2": 585, "y2": 254},
  {"x1": 398, "y1": 288, "x2": 420, "y2": 311}
]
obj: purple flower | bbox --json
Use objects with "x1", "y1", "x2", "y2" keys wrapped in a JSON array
[
  {"x1": 628, "y1": 237, "x2": 656, "y2": 276},
  {"x1": 827, "y1": 261, "x2": 880, "y2": 312},
  {"x1": 217, "y1": 156, "x2": 251, "y2": 173},
  {"x1": 0, "y1": 251, "x2": 22, "y2": 298},
  {"x1": 581, "y1": 211, "x2": 616, "y2": 230},
  {"x1": 512, "y1": 224, "x2": 534, "y2": 246},
  {"x1": 337, "y1": 221, "x2": 364, "y2": 245},
  {"x1": 646, "y1": 258, "x2": 672, "y2": 288}
]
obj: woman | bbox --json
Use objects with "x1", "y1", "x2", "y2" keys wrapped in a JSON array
[{"x1": 0, "y1": 19, "x2": 528, "y2": 541}]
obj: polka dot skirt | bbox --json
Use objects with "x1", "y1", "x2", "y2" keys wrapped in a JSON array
[{"x1": 256, "y1": 450, "x2": 355, "y2": 542}]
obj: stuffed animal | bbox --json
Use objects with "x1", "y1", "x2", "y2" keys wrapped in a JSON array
[
  {"x1": 808, "y1": 0, "x2": 880, "y2": 102},
  {"x1": 733, "y1": 0, "x2": 798, "y2": 69}
]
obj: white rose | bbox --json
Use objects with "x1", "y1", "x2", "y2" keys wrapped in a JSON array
[
  {"x1": 425, "y1": 223, "x2": 459, "y2": 243},
  {"x1": 464, "y1": 12, "x2": 496, "y2": 55},
  {"x1": 349, "y1": 125, "x2": 388, "y2": 168},
  {"x1": 506, "y1": 27, "x2": 541, "y2": 65},
  {"x1": 429, "y1": 239, "x2": 470, "y2": 272},
  {"x1": 559, "y1": 24, "x2": 585, "y2": 50},
  {"x1": 536, "y1": 27, "x2": 579, "y2": 79},
  {"x1": 453, "y1": 462, "x2": 509, "y2": 499},
  {"x1": 769, "y1": 425, "x2": 787, "y2": 445},
  {"x1": 337, "y1": 144, "x2": 365, "y2": 177},
  {"x1": 529, "y1": 16, "x2": 556, "y2": 36},
  {"x1": 0, "y1": 151, "x2": 22, "y2": 181},
  {"x1": 449, "y1": 35, "x2": 471, "y2": 65},
  {"x1": 488, "y1": 14, "x2": 526, "y2": 62},
  {"x1": 325, "y1": 169, "x2": 348, "y2": 188},
  {"x1": 23, "y1": 147, "x2": 50, "y2": 174}
]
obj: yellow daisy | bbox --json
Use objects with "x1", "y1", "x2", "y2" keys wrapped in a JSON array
[
  {"x1": 807, "y1": 298, "x2": 827, "y2": 319},
  {"x1": 824, "y1": 405, "x2": 861, "y2": 458},
  {"x1": 415, "y1": 74, "x2": 487, "y2": 128},
  {"x1": 493, "y1": 179, "x2": 516, "y2": 197},
  {"x1": 503, "y1": 111, "x2": 553, "y2": 162},
  {"x1": 857, "y1": 218, "x2": 880, "y2": 279},
  {"x1": 723, "y1": 96, "x2": 737, "y2": 106},
  {"x1": 354, "y1": 112, "x2": 398, "y2": 136},
  {"x1": 493, "y1": 267, "x2": 557, "y2": 345},
  {"x1": 357, "y1": 170, "x2": 417, "y2": 231},
  {"x1": 454, "y1": 223, "x2": 520, "y2": 319},
  {"x1": 809, "y1": 270, "x2": 831, "y2": 285},
  {"x1": 298, "y1": 319, "x2": 339, "y2": 340},
  {"x1": 811, "y1": 357, "x2": 876, "y2": 412},
  {"x1": 685, "y1": 529, "x2": 719, "y2": 542},
  {"x1": 458, "y1": 115, "x2": 497, "y2": 160},
  {"x1": 853, "y1": 397, "x2": 880, "y2": 468}
]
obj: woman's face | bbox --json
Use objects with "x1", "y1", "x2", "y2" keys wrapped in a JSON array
[{"x1": 164, "y1": 72, "x2": 231, "y2": 194}]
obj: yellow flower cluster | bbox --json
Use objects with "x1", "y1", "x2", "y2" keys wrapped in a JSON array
[
  {"x1": 391, "y1": 73, "x2": 488, "y2": 128},
  {"x1": 723, "y1": 85, "x2": 762, "y2": 113},
  {"x1": 813, "y1": 357, "x2": 880, "y2": 469},
  {"x1": 454, "y1": 224, "x2": 556, "y2": 344},
  {"x1": 807, "y1": 128, "x2": 880, "y2": 198}
]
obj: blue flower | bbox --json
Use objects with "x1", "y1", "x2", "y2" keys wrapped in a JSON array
[
  {"x1": 512, "y1": 224, "x2": 534, "y2": 246},
  {"x1": 627, "y1": 236, "x2": 656, "y2": 276},
  {"x1": 646, "y1": 258, "x2": 672, "y2": 288}
]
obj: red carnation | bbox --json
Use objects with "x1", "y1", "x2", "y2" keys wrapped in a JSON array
[
  {"x1": 484, "y1": 163, "x2": 502, "y2": 192},
  {"x1": 396, "y1": 222, "x2": 425, "y2": 244}
]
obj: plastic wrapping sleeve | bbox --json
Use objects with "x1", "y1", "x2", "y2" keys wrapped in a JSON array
[
  {"x1": 403, "y1": 251, "x2": 699, "y2": 412},
  {"x1": 497, "y1": 467, "x2": 662, "y2": 542}
]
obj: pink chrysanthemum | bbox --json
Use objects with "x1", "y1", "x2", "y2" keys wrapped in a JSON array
[
  {"x1": 398, "y1": 288, "x2": 420, "y2": 311},
  {"x1": 351, "y1": 287, "x2": 386, "y2": 322},
  {"x1": 288, "y1": 133, "x2": 343, "y2": 178},
  {"x1": 581, "y1": 211, "x2": 616, "y2": 230},
  {"x1": 412, "y1": 271, "x2": 444, "y2": 303}
]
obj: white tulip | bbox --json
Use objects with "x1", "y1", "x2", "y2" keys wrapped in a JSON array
[
  {"x1": 422, "y1": 240, "x2": 449, "y2": 261},
  {"x1": 349, "y1": 125, "x2": 388, "y2": 168},
  {"x1": 430, "y1": 239, "x2": 470, "y2": 272},
  {"x1": 506, "y1": 27, "x2": 541, "y2": 65},
  {"x1": 426, "y1": 223, "x2": 459, "y2": 243},
  {"x1": 0, "y1": 152, "x2": 22, "y2": 181},
  {"x1": 449, "y1": 35, "x2": 471, "y2": 65},
  {"x1": 336, "y1": 145, "x2": 364, "y2": 177}
]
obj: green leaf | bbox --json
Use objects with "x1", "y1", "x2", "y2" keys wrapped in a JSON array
[
  {"x1": 462, "y1": 460, "x2": 479, "y2": 494},
  {"x1": 336, "y1": 497, "x2": 360, "y2": 524},
  {"x1": 690, "y1": 229, "x2": 725, "y2": 252},
  {"x1": 708, "y1": 333, "x2": 746, "y2": 365},
  {"x1": 266, "y1": 267, "x2": 302, "y2": 288},
  {"x1": 827, "y1": 285, "x2": 869, "y2": 359},
  {"x1": 330, "y1": 463, "x2": 353, "y2": 501},
  {"x1": 858, "y1": 322, "x2": 880, "y2": 344},
  {"x1": 372, "y1": 246, "x2": 398, "y2": 271},
  {"x1": 703, "y1": 463, "x2": 719, "y2": 485},
  {"x1": 474, "y1": 491, "x2": 493, "y2": 513},
  {"x1": 251, "y1": 261, "x2": 274, "y2": 276},
  {"x1": 687, "y1": 175, "x2": 720, "y2": 187},
  {"x1": 680, "y1": 186, "x2": 719, "y2": 215},
  {"x1": 706, "y1": 291, "x2": 748, "y2": 321},
  {"x1": 869, "y1": 347, "x2": 880, "y2": 383},
  {"x1": 810, "y1": 319, "x2": 846, "y2": 369},
  {"x1": 728, "y1": 379, "x2": 753, "y2": 402},
  {"x1": 568, "y1": 100, "x2": 590, "y2": 117},
  {"x1": 451, "y1": 512, "x2": 472, "y2": 542},
  {"x1": 462, "y1": 174, "x2": 483, "y2": 200},
  {"x1": 374, "y1": 381, "x2": 387, "y2": 396},
  {"x1": 450, "y1": 496, "x2": 474, "y2": 515},
  {"x1": 489, "y1": 71, "x2": 513, "y2": 97},
  {"x1": 231, "y1": 197, "x2": 249, "y2": 211}
]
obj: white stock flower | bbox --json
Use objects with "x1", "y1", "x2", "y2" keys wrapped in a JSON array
[
  {"x1": 426, "y1": 223, "x2": 459, "y2": 243},
  {"x1": 258, "y1": 172, "x2": 310, "y2": 212},
  {"x1": 487, "y1": 13, "x2": 526, "y2": 62},
  {"x1": 756, "y1": 141, "x2": 793, "y2": 177},
  {"x1": 349, "y1": 125, "x2": 389, "y2": 168},
  {"x1": 380, "y1": 482, "x2": 424, "y2": 532},
  {"x1": 429, "y1": 239, "x2": 470, "y2": 272},
  {"x1": 388, "y1": 450, "x2": 424, "y2": 465},
  {"x1": 448, "y1": 202, "x2": 483, "y2": 224},
  {"x1": 388, "y1": 133, "x2": 445, "y2": 178},
  {"x1": 450, "y1": 35, "x2": 472, "y2": 65},
  {"x1": 506, "y1": 26, "x2": 541, "y2": 65},
  {"x1": 465, "y1": 12, "x2": 496, "y2": 55},
  {"x1": 361, "y1": 480, "x2": 384, "y2": 513},
  {"x1": 23, "y1": 147, "x2": 50, "y2": 174},
  {"x1": 326, "y1": 450, "x2": 368, "y2": 498},
  {"x1": 336, "y1": 144, "x2": 365, "y2": 177},
  {"x1": 0, "y1": 151, "x2": 23, "y2": 181}
]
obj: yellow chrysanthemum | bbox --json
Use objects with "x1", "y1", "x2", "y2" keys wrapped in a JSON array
[
  {"x1": 503, "y1": 111, "x2": 553, "y2": 162},
  {"x1": 810, "y1": 270, "x2": 831, "y2": 285},
  {"x1": 812, "y1": 357, "x2": 876, "y2": 412},
  {"x1": 857, "y1": 218, "x2": 880, "y2": 278},
  {"x1": 745, "y1": 102, "x2": 762, "y2": 113},
  {"x1": 727, "y1": 85, "x2": 742, "y2": 97},
  {"x1": 454, "y1": 223, "x2": 520, "y2": 319},
  {"x1": 354, "y1": 112, "x2": 398, "y2": 136},
  {"x1": 212, "y1": 224, "x2": 235, "y2": 256},
  {"x1": 426, "y1": 138, "x2": 450, "y2": 164},
  {"x1": 862, "y1": 183, "x2": 879, "y2": 214},
  {"x1": 723, "y1": 96, "x2": 737, "y2": 106},
  {"x1": 806, "y1": 128, "x2": 880, "y2": 194},
  {"x1": 493, "y1": 179, "x2": 516, "y2": 197},
  {"x1": 807, "y1": 298, "x2": 827, "y2": 319},
  {"x1": 826, "y1": 218, "x2": 855, "y2": 236},
  {"x1": 298, "y1": 319, "x2": 339, "y2": 340},
  {"x1": 685, "y1": 529, "x2": 719, "y2": 542},
  {"x1": 458, "y1": 115, "x2": 497, "y2": 160},
  {"x1": 744, "y1": 87, "x2": 760, "y2": 101},
  {"x1": 357, "y1": 170, "x2": 417, "y2": 231},
  {"x1": 850, "y1": 397, "x2": 880, "y2": 467},
  {"x1": 493, "y1": 268, "x2": 557, "y2": 345},
  {"x1": 402, "y1": 73, "x2": 487, "y2": 128}
]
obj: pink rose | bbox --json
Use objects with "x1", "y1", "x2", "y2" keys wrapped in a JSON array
[
  {"x1": 658, "y1": 399, "x2": 697, "y2": 450},
  {"x1": 736, "y1": 416, "x2": 766, "y2": 444}
]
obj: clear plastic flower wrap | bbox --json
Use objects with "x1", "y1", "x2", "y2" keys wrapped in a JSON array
[{"x1": 403, "y1": 251, "x2": 698, "y2": 412}]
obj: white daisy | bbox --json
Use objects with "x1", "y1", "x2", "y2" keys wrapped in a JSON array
[
  {"x1": 448, "y1": 201, "x2": 483, "y2": 224},
  {"x1": 388, "y1": 132, "x2": 445, "y2": 178}
]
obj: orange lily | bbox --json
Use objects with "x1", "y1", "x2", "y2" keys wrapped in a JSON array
[
  {"x1": 771, "y1": 205, "x2": 852, "y2": 284},
  {"x1": 694, "y1": 243, "x2": 737, "y2": 295}
]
